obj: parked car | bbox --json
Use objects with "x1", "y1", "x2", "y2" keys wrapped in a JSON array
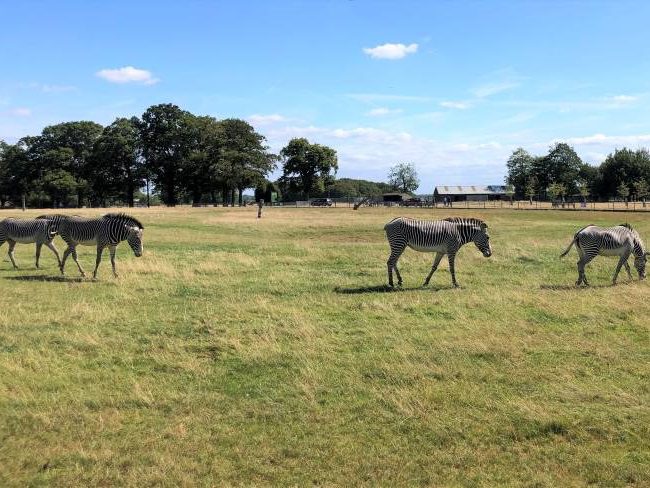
[
  {"x1": 311, "y1": 198, "x2": 333, "y2": 207},
  {"x1": 402, "y1": 197, "x2": 423, "y2": 207}
]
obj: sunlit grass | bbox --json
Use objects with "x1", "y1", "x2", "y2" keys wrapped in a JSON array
[{"x1": 1, "y1": 206, "x2": 649, "y2": 486}]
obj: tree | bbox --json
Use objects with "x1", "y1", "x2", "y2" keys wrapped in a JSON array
[
  {"x1": 218, "y1": 118, "x2": 276, "y2": 206},
  {"x1": 598, "y1": 148, "x2": 650, "y2": 199},
  {"x1": 547, "y1": 182, "x2": 566, "y2": 202},
  {"x1": 506, "y1": 148, "x2": 535, "y2": 199},
  {"x1": 525, "y1": 176, "x2": 538, "y2": 204},
  {"x1": 633, "y1": 179, "x2": 649, "y2": 206},
  {"x1": 388, "y1": 162, "x2": 419, "y2": 193},
  {"x1": 280, "y1": 138, "x2": 338, "y2": 199},
  {"x1": 183, "y1": 114, "x2": 223, "y2": 206},
  {"x1": 91, "y1": 117, "x2": 145, "y2": 207},
  {"x1": 36, "y1": 169, "x2": 78, "y2": 208},
  {"x1": 138, "y1": 103, "x2": 192, "y2": 206},
  {"x1": 617, "y1": 182, "x2": 630, "y2": 203},
  {"x1": 36, "y1": 121, "x2": 103, "y2": 206},
  {"x1": 577, "y1": 179, "x2": 590, "y2": 203},
  {"x1": 534, "y1": 143, "x2": 583, "y2": 196}
]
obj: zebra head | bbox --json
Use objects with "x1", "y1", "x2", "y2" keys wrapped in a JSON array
[
  {"x1": 126, "y1": 226, "x2": 144, "y2": 257},
  {"x1": 630, "y1": 230, "x2": 647, "y2": 279},
  {"x1": 473, "y1": 222, "x2": 492, "y2": 257}
]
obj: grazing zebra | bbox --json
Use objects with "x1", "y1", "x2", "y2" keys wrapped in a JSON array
[
  {"x1": 0, "y1": 218, "x2": 60, "y2": 269},
  {"x1": 385, "y1": 216, "x2": 492, "y2": 288},
  {"x1": 560, "y1": 223, "x2": 648, "y2": 285},
  {"x1": 59, "y1": 213, "x2": 144, "y2": 278}
]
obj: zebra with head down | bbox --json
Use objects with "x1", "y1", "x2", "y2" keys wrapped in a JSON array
[
  {"x1": 384, "y1": 216, "x2": 492, "y2": 288},
  {"x1": 560, "y1": 223, "x2": 648, "y2": 286},
  {"x1": 58, "y1": 213, "x2": 144, "y2": 278}
]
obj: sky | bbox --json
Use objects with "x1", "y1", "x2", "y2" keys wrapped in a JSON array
[{"x1": 2, "y1": 0, "x2": 650, "y2": 192}]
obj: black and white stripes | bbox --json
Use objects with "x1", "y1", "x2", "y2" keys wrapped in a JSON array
[
  {"x1": 384, "y1": 216, "x2": 492, "y2": 288},
  {"x1": 0, "y1": 218, "x2": 61, "y2": 269},
  {"x1": 55, "y1": 213, "x2": 144, "y2": 278},
  {"x1": 560, "y1": 223, "x2": 648, "y2": 285}
]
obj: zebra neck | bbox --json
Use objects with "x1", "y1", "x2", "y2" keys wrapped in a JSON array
[{"x1": 633, "y1": 241, "x2": 645, "y2": 257}]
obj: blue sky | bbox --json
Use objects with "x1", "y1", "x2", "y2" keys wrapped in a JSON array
[{"x1": 2, "y1": 0, "x2": 650, "y2": 192}]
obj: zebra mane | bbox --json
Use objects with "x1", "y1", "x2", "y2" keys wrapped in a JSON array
[
  {"x1": 444, "y1": 217, "x2": 488, "y2": 229},
  {"x1": 619, "y1": 223, "x2": 633, "y2": 230},
  {"x1": 103, "y1": 213, "x2": 144, "y2": 229}
]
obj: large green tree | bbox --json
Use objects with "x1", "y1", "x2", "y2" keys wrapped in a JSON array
[
  {"x1": 218, "y1": 118, "x2": 276, "y2": 206},
  {"x1": 91, "y1": 117, "x2": 146, "y2": 207},
  {"x1": 597, "y1": 148, "x2": 650, "y2": 199},
  {"x1": 138, "y1": 103, "x2": 192, "y2": 206},
  {"x1": 35, "y1": 121, "x2": 103, "y2": 206},
  {"x1": 280, "y1": 138, "x2": 338, "y2": 199},
  {"x1": 505, "y1": 148, "x2": 535, "y2": 199}
]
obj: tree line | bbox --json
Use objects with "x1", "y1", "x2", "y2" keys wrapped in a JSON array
[
  {"x1": 506, "y1": 142, "x2": 650, "y2": 202},
  {"x1": 0, "y1": 103, "x2": 351, "y2": 208}
]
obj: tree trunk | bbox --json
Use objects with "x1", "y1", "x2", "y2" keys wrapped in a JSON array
[
  {"x1": 222, "y1": 186, "x2": 228, "y2": 206},
  {"x1": 238, "y1": 188, "x2": 243, "y2": 206},
  {"x1": 192, "y1": 188, "x2": 202, "y2": 207},
  {"x1": 127, "y1": 183, "x2": 135, "y2": 208},
  {"x1": 146, "y1": 179, "x2": 151, "y2": 208},
  {"x1": 230, "y1": 188, "x2": 236, "y2": 207}
]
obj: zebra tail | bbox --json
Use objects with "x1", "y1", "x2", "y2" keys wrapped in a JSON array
[{"x1": 559, "y1": 236, "x2": 576, "y2": 258}]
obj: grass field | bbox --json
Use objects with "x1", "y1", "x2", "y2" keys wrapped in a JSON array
[{"x1": 1, "y1": 207, "x2": 649, "y2": 486}]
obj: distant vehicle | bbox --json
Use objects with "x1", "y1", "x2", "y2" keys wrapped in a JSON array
[
  {"x1": 402, "y1": 197, "x2": 423, "y2": 207},
  {"x1": 311, "y1": 198, "x2": 333, "y2": 207}
]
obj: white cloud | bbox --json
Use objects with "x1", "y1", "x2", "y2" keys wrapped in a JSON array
[
  {"x1": 247, "y1": 114, "x2": 288, "y2": 125},
  {"x1": 96, "y1": 66, "x2": 159, "y2": 85},
  {"x1": 363, "y1": 43, "x2": 418, "y2": 60},
  {"x1": 9, "y1": 107, "x2": 31, "y2": 117},
  {"x1": 472, "y1": 81, "x2": 520, "y2": 98},
  {"x1": 366, "y1": 107, "x2": 403, "y2": 117},
  {"x1": 560, "y1": 133, "x2": 650, "y2": 146},
  {"x1": 41, "y1": 84, "x2": 77, "y2": 93},
  {"x1": 440, "y1": 100, "x2": 471, "y2": 110},
  {"x1": 347, "y1": 93, "x2": 431, "y2": 103},
  {"x1": 607, "y1": 95, "x2": 637, "y2": 103}
]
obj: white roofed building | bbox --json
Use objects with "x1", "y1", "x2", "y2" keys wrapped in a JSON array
[{"x1": 433, "y1": 185, "x2": 512, "y2": 202}]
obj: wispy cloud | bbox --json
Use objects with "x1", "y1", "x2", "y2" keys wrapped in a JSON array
[
  {"x1": 365, "y1": 107, "x2": 403, "y2": 117},
  {"x1": 472, "y1": 81, "x2": 520, "y2": 98},
  {"x1": 440, "y1": 100, "x2": 471, "y2": 110},
  {"x1": 28, "y1": 82, "x2": 77, "y2": 93},
  {"x1": 347, "y1": 93, "x2": 432, "y2": 103},
  {"x1": 247, "y1": 113, "x2": 288, "y2": 125},
  {"x1": 96, "y1": 66, "x2": 160, "y2": 85},
  {"x1": 363, "y1": 42, "x2": 418, "y2": 60},
  {"x1": 8, "y1": 107, "x2": 31, "y2": 117},
  {"x1": 606, "y1": 94, "x2": 637, "y2": 103}
]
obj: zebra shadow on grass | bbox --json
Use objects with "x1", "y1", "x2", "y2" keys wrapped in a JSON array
[
  {"x1": 334, "y1": 284, "x2": 456, "y2": 294},
  {"x1": 5, "y1": 274, "x2": 87, "y2": 283},
  {"x1": 540, "y1": 283, "x2": 625, "y2": 290}
]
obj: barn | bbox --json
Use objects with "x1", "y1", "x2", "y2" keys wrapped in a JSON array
[{"x1": 434, "y1": 185, "x2": 511, "y2": 202}]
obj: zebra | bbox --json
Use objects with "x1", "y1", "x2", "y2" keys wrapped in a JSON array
[
  {"x1": 0, "y1": 218, "x2": 61, "y2": 269},
  {"x1": 560, "y1": 223, "x2": 648, "y2": 285},
  {"x1": 58, "y1": 213, "x2": 144, "y2": 278},
  {"x1": 385, "y1": 216, "x2": 492, "y2": 288}
]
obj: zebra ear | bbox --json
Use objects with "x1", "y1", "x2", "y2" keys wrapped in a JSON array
[{"x1": 480, "y1": 222, "x2": 488, "y2": 231}]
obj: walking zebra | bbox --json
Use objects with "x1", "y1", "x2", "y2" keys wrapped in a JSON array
[
  {"x1": 385, "y1": 216, "x2": 492, "y2": 288},
  {"x1": 0, "y1": 218, "x2": 60, "y2": 269},
  {"x1": 560, "y1": 223, "x2": 648, "y2": 285},
  {"x1": 58, "y1": 213, "x2": 144, "y2": 278}
]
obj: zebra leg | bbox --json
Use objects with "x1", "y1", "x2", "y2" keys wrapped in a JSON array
[
  {"x1": 92, "y1": 245, "x2": 105, "y2": 279},
  {"x1": 70, "y1": 246, "x2": 86, "y2": 277},
  {"x1": 577, "y1": 253, "x2": 596, "y2": 286},
  {"x1": 612, "y1": 253, "x2": 631, "y2": 285},
  {"x1": 448, "y1": 253, "x2": 459, "y2": 287},
  {"x1": 45, "y1": 241, "x2": 62, "y2": 268},
  {"x1": 387, "y1": 247, "x2": 405, "y2": 287},
  {"x1": 35, "y1": 243, "x2": 43, "y2": 269},
  {"x1": 623, "y1": 260, "x2": 632, "y2": 280},
  {"x1": 60, "y1": 246, "x2": 72, "y2": 275},
  {"x1": 7, "y1": 240, "x2": 17, "y2": 269},
  {"x1": 423, "y1": 252, "x2": 444, "y2": 286},
  {"x1": 109, "y1": 245, "x2": 118, "y2": 278}
]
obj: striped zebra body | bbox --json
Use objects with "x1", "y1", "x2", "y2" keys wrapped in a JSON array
[
  {"x1": 0, "y1": 218, "x2": 61, "y2": 269},
  {"x1": 560, "y1": 224, "x2": 648, "y2": 285},
  {"x1": 384, "y1": 216, "x2": 492, "y2": 288},
  {"x1": 59, "y1": 213, "x2": 144, "y2": 278}
]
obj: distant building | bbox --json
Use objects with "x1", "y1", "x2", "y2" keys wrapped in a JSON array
[
  {"x1": 382, "y1": 192, "x2": 412, "y2": 204},
  {"x1": 434, "y1": 185, "x2": 511, "y2": 202}
]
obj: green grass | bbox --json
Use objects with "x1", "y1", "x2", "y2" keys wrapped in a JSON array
[{"x1": 1, "y1": 207, "x2": 649, "y2": 486}]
